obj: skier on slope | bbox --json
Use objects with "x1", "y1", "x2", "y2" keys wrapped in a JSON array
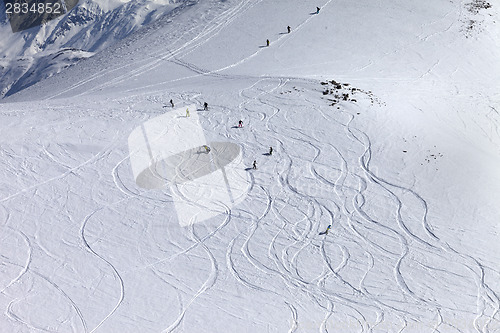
[
  {"x1": 203, "y1": 102, "x2": 208, "y2": 110},
  {"x1": 269, "y1": 147, "x2": 273, "y2": 155},
  {"x1": 287, "y1": 26, "x2": 291, "y2": 33},
  {"x1": 186, "y1": 108, "x2": 190, "y2": 117},
  {"x1": 252, "y1": 160, "x2": 257, "y2": 170},
  {"x1": 319, "y1": 225, "x2": 331, "y2": 235},
  {"x1": 170, "y1": 99, "x2": 174, "y2": 108},
  {"x1": 316, "y1": 7, "x2": 320, "y2": 14},
  {"x1": 203, "y1": 145, "x2": 211, "y2": 153},
  {"x1": 238, "y1": 120, "x2": 243, "y2": 128},
  {"x1": 266, "y1": 39, "x2": 270, "y2": 47}
]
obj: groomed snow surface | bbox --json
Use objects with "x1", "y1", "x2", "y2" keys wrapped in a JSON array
[{"x1": 1, "y1": 0, "x2": 500, "y2": 332}]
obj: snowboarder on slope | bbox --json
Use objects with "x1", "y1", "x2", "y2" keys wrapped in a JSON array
[
  {"x1": 269, "y1": 147, "x2": 273, "y2": 155},
  {"x1": 316, "y1": 7, "x2": 320, "y2": 14},
  {"x1": 238, "y1": 120, "x2": 243, "y2": 128},
  {"x1": 170, "y1": 99, "x2": 174, "y2": 108},
  {"x1": 319, "y1": 225, "x2": 331, "y2": 235},
  {"x1": 186, "y1": 108, "x2": 190, "y2": 117},
  {"x1": 204, "y1": 102, "x2": 208, "y2": 110},
  {"x1": 287, "y1": 26, "x2": 291, "y2": 33},
  {"x1": 252, "y1": 160, "x2": 257, "y2": 170}
]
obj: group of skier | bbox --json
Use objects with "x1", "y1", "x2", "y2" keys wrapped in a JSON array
[
  {"x1": 251, "y1": 146, "x2": 272, "y2": 170},
  {"x1": 169, "y1": 71, "x2": 330, "y2": 235},
  {"x1": 178, "y1": 101, "x2": 271, "y2": 170},
  {"x1": 168, "y1": 99, "x2": 209, "y2": 111},
  {"x1": 265, "y1": 7, "x2": 320, "y2": 46}
]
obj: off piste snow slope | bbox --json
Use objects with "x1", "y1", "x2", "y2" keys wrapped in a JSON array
[{"x1": 1, "y1": 0, "x2": 500, "y2": 332}]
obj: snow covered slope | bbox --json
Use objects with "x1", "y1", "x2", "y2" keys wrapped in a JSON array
[{"x1": 1, "y1": 0, "x2": 499, "y2": 332}]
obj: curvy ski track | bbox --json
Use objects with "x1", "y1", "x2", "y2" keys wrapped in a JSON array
[
  {"x1": 186, "y1": 78, "x2": 497, "y2": 331},
  {"x1": 1, "y1": 0, "x2": 499, "y2": 331},
  {"x1": 1, "y1": 75, "x2": 499, "y2": 332}
]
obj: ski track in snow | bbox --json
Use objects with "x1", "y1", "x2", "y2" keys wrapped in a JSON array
[
  {"x1": 42, "y1": 0, "x2": 335, "y2": 102},
  {"x1": 80, "y1": 210, "x2": 125, "y2": 333},
  {"x1": 1, "y1": 0, "x2": 499, "y2": 330},
  {"x1": 44, "y1": 0, "x2": 267, "y2": 100},
  {"x1": 0, "y1": 228, "x2": 31, "y2": 295},
  {"x1": 198, "y1": 78, "x2": 499, "y2": 331},
  {"x1": 1, "y1": 76, "x2": 498, "y2": 332},
  {"x1": 162, "y1": 220, "x2": 220, "y2": 333}
]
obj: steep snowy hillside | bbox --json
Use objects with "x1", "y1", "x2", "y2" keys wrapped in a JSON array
[
  {"x1": 0, "y1": 0, "x2": 186, "y2": 97},
  {"x1": 0, "y1": 0, "x2": 499, "y2": 332}
]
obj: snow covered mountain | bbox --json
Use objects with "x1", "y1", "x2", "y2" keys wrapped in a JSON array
[
  {"x1": 0, "y1": 0, "x2": 186, "y2": 97},
  {"x1": 0, "y1": 0, "x2": 499, "y2": 332}
]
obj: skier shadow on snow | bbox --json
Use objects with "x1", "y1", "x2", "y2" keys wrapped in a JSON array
[
  {"x1": 262, "y1": 153, "x2": 271, "y2": 156},
  {"x1": 244, "y1": 167, "x2": 254, "y2": 171},
  {"x1": 231, "y1": 125, "x2": 240, "y2": 129}
]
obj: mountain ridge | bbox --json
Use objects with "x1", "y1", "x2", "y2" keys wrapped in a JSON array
[{"x1": 0, "y1": 0, "x2": 187, "y2": 97}]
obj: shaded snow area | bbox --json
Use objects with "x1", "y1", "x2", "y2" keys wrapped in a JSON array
[
  {"x1": 1, "y1": 0, "x2": 500, "y2": 332},
  {"x1": 0, "y1": 0, "x2": 186, "y2": 97}
]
